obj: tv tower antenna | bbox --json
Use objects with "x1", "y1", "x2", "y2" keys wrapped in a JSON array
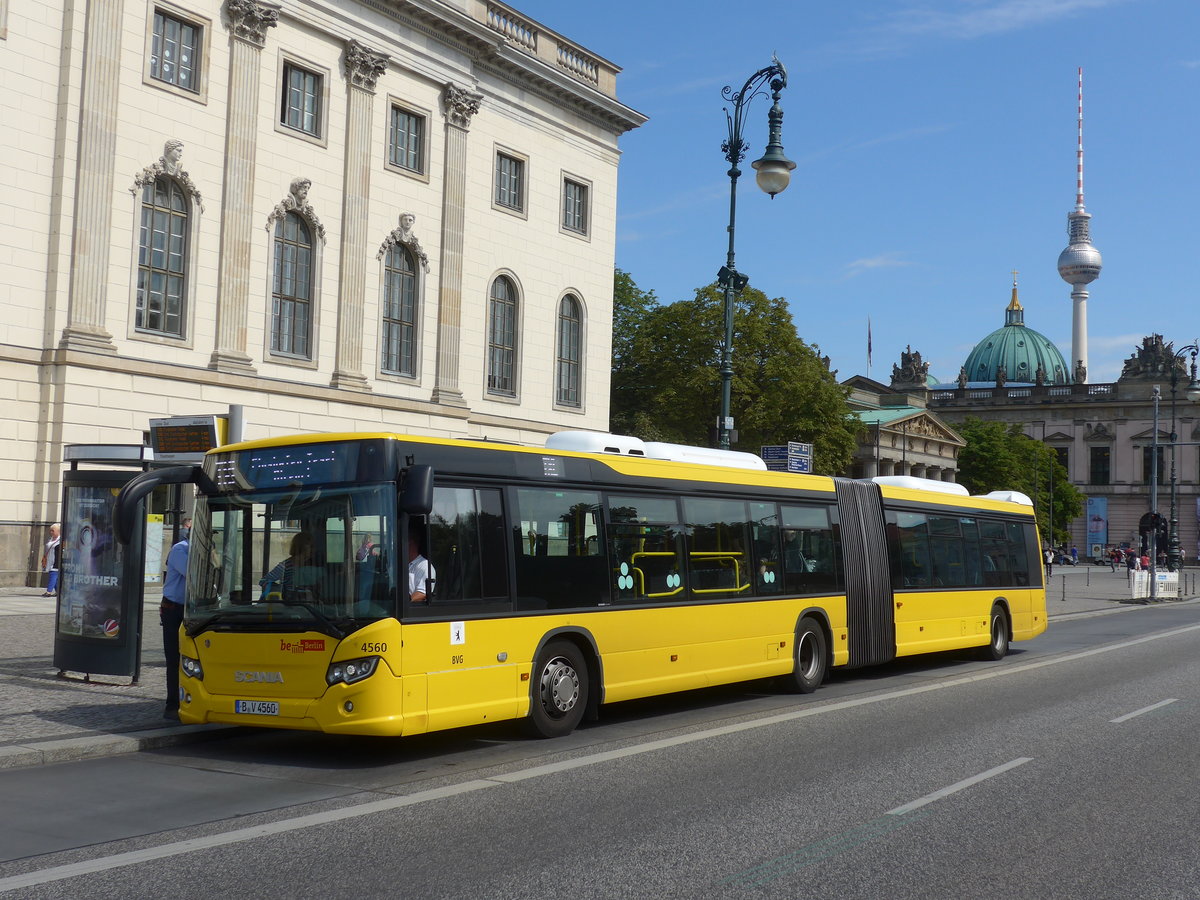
[{"x1": 1057, "y1": 67, "x2": 1102, "y2": 383}]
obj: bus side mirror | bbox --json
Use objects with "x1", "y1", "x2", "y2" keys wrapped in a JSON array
[
  {"x1": 114, "y1": 465, "x2": 218, "y2": 545},
  {"x1": 400, "y1": 465, "x2": 433, "y2": 516}
]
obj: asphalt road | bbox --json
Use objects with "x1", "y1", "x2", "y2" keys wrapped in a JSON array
[{"x1": 2, "y1": 603, "x2": 1198, "y2": 899}]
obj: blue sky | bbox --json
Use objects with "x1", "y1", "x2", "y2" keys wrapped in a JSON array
[{"x1": 514, "y1": 0, "x2": 1199, "y2": 385}]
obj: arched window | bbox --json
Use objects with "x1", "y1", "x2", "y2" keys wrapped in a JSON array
[
  {"x1": 556, "y1": 294, "x2": 582, "y2": 407},
  {"x1": 136, "y1": 176, "x2": 189, "y2": 337},
  {"x1": 487, "y1": 276, "x2": 518, "y2": 396},
  {"x1": 271, "y1": 212, "x2": 313, "y2": 358},
  {"x1": 382, "y1": 244, "x2": 417, "y2": 376}
]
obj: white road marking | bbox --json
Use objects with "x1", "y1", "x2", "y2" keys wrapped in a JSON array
[
  {"x1": 886, "y1": 757, "x2": 1034, "y2": 816},
  {"x1": 1110, "y1": 698, "x2": 1179, "y2": 723},
  {"x1": 5, "y1": 621, "x2": 1200, "y2": 891}
]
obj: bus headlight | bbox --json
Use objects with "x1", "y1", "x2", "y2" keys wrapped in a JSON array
[
  {"x1": 181, "y1": 655, "x2": 203, "y2": 680},
  {"x1": 326, "y1": 656, "x2": 380, "y2": 686}
]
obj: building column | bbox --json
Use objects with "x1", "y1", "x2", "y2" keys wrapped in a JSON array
[
  {"x1": 209, "y1": 0, "x2": 279, "y2": 373},
  {"x1": 59, "y1": 0, "x2": 125, "y2": 353},
  {"x1": 331, "y1": 40, "x2": 389, "y2": 391},
  {"x1": 431, "y1": 84, "x2": 483, "y2": 407}
]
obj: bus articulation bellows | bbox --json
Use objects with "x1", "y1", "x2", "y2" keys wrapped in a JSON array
[{"x1": 114, "y1": 431, "x2": 1047, "y2": 738}]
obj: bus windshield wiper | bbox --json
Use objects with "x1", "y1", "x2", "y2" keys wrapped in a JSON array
[{"x1": 273, "y1": 599, "x2": 345, "y2": 638}]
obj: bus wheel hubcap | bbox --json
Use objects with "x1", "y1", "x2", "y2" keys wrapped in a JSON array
[
  {"x1": 541, "y1": 658, "x2": 579, "y2": 714},
  {"x1": 798, "y1": 633, "x2": 817, "y2": 678}
]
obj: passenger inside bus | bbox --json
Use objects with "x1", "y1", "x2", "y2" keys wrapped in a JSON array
[{"x1": 259, "y1": 531, "x2": 318, "y2": 600}]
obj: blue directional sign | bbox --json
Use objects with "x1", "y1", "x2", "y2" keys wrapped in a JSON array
[
  {"x1": 763, "y1": 442, "x2": 813, "y2": 473},
  {"x1": 760, "y1": 445, "x2": 789, "y2": 472}
]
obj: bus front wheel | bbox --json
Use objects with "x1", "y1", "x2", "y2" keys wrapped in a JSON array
[
  {"x1": 525, "y1": 640, "x2": 588, "y2": 738},
  {"x1": 786, "y1": 617, "x2": 828, "y2": 694},
  {"x1": 978, "y1": 605, "x2": 1010, "y2": 661}
]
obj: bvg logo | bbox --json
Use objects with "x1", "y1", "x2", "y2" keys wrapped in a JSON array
[{"x1": 234, "y1": 670, "x2": 284, "y2": 683}]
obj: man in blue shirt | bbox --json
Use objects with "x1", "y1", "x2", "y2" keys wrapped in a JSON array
[{"x1": 161, "y1": 517, "x2": 190, "y2": 720}]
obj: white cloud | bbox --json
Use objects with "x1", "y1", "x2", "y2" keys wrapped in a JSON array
[
  {"x1": 844, "y1": 252, "x2": 914, "y2": 276},
  {"x1": 882, "y1": 0, "x2": 1131, "y2": 40}
]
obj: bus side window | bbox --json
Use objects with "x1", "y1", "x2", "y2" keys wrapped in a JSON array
[
  {"x1": 426, "y1": 486, "x2": 509, "y2": 609},
  {"x1": 683, "y1": 497, "x2": 752, "y2": 598},
  {"x1": 893, "y1": 511, "x2": 930, "y2": 588},
  {"x1": 512, "y1": 487, "x2": 605, "y2": 610},
  {"x1": 750, "y1": 501, "x2": 780, "y2": 594},
  {"x1": 608, "y1": 495, "x2": 683, "y2": 603},
  {"x1": 780, "y1": 504, "x2": 839, "y2": 595},
  {"x1": 979, "y1": 519, "x2": 1009, "y2": 587}
]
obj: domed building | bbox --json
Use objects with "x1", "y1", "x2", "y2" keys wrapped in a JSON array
[{"x1": 960, "y1": 280, "x2": 1073, "y2": 387}]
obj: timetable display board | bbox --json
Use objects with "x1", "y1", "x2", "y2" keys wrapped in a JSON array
[{"x1": 149, "y1": 415, "x2": 225, "y2": 462}]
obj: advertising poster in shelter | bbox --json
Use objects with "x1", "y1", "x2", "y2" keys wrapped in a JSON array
[
  {"x1": 1086, "y1": 497, "x2": 1108, "y2": 559},
  {"x1": 58, "y1": 486, "x2": 125, "y2": 640}
]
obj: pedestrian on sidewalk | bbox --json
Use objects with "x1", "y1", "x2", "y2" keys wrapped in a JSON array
[
  {"x1": 1044, "y1": 547, "x2": 1054, "y2": 577},
  {"x1": 40, "y1": 523, "x2": 61, "y2": 597},
  {"x1": 161, "y1": 517, "x2": 190, "y2": 721}
]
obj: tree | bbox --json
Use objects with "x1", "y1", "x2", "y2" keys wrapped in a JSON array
[
  {"x1": 609, "y1": 272, "x2": 860, "y2": 475},
  {"x1": 956, "y1": 417, "x2": 1082, "y2": 543}
]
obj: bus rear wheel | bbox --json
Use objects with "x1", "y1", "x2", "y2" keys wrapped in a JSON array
[
  {"x1": 785, "y1": 616, "x2": 828, "y2": 694},
  {"x1": 525, "y1": 640, "x2": 588, "y2": 738},
  {"x1": 978, "y1": 605, "x2": 1010, "y2": 661}
]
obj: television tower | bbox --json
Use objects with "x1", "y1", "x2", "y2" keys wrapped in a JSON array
[{"x1": 1057, "y1": 67, "x2": 1102, "y2": 383}]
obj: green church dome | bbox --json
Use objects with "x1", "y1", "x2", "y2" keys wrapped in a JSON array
[{"x1": 963, "y1": 282, "x2": 1071, "y2": 385}]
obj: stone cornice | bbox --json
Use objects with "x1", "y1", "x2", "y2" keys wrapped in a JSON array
[
  {"x1": 6, "y1": 344, "x2": 578, "y2": 436},
  {"x1": 320, "y1": 0, "x2": 645, "y2": 135}
]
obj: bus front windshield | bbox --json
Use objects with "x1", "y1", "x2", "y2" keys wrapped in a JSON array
[{"x1": 185, "y1": 482, "x2": 399, "y2": 635}]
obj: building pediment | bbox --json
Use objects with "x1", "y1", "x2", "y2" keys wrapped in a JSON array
[
  {"x1": 883, "y1": 413, "x2": 964, "y2": 446},
  {"x1": 1083, "y1": 422, "x2": 1115, "y2": 441},
  {"x1": 1129, "y1": 427, "x2": 1170, "y2": 443},
  {"x1": 1044, "y1": 430, "x2": 1074, "y2": 443}
]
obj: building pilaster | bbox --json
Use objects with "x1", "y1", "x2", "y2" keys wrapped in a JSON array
[
  {"x1": 209, "y1": 0, "x2": 279, "y2": 373},
  {"x1": 331, "y1": 40, "x2": 389, "y2": 391},
  {"x1": 59, "y1": 0, "x2": 124, "y2": 354},
  {"x1": 431, "y1": 83, "x2": 483, "y2": 407}
]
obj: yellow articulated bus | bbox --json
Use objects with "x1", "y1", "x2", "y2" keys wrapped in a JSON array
[{"x1": 114, "y1": 430, "x2": 1047, "y2": 739}]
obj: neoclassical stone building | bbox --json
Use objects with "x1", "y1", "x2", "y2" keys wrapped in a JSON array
[
  {"x1": 0, "y1": 0, "x2": 644, "y2": 582},
  {"x1": 843, "y1": 346, "x2": 966, "y2": 484},
  {"x1": 879, "y1": 293, "x2": 1200, "y2": 562}
]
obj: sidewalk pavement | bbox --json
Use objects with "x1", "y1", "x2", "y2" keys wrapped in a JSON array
[{"x1": 1, "y1": 569, "x2": 1197, "y2": 769}]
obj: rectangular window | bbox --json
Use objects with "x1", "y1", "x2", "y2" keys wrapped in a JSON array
[
  {"x1": 683, "y1": 497, "x2": 752, "y2": 598},
  {"x1": 513, "y1": 488, "x2": 605, "y2": 610},
  {"x1": 495, "y1": 153, "x2": 525, "y2": 212},
  {"x1": 562, "y1": 178, "x2": 589, "y2": 234},
  {"x1": 893, "y1": 511, "x2": 931, "y2": 588},
  {"x1": 426, "y1": 486, "x2": 508, "y2": 608},
  {"x1": 1090, "y1": 446, "x2": 1110, "y2": 485},
  {"x1": 282, "y1": 63, "x2": 322, "y2": 137},
  {"x1": 388, "y1": 107, "x2": 424, "y2": 173},
  {"x1": 608, "y1": 494, "x2": 684, "y2": 603},
  {"x1": 150, "y1": 9, "x2": 200, "y2": 92},
  {"x1": 781, "y1": 504, "x2": 840, "y2": 594},
  {"x1": 978, "y1": 519, "x2": 1011, "y2": 587}
]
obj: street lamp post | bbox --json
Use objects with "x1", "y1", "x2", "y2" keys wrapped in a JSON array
[
  {"x1": 716, "y1": 57, "x2": 796, "y2": 450},
  {"x1": 1167, "y1": 343, "x2": 1200, "y2": 571}
]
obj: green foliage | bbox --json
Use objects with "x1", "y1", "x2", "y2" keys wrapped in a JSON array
[
  {"x1": 610, "y1": 271, "x2": 859, "y2": 474},
  {"x1": 956, "y1": 417, "x2": 1083, "y2": 542}
]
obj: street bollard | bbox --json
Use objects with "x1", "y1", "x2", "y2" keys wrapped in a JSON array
[
  {"x1": 1061, "y1": 576, "x2": 1066, "y2": 602},
  {"x1": 1086, "y1": 567, "x2": 1090, "y2": 587}
]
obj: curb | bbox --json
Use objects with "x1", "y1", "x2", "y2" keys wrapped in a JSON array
[{"x1": 0, "y1": 723, "x2": 239, "y2": 770}]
